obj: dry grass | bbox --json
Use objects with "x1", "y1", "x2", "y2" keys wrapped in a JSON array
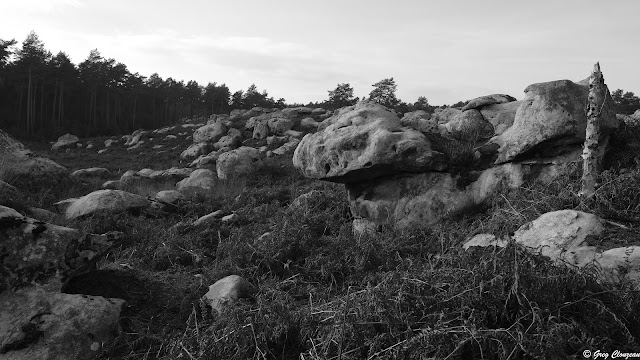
[{"x1": 4, "y1": 121, "x2": 640, "y2": 359}]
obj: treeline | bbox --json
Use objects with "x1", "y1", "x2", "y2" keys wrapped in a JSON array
[
  {"x1": 0, "y1": 32, "x2": 289, "y2": 140},
  {"x1": 1, "y1": 31, "x2": 638, "y2": 141}
]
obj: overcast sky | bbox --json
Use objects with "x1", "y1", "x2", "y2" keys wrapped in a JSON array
[{"x1": 1, "y1": 0, "x2": 639, "y2": 105}]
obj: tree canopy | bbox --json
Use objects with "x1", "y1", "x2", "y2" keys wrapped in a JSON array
[
  {"x1": 369, "y1": 78, "x2": 399, "y2": 108},
  {"x1": 327, "y1": 83, "x2": 357, "y2": 109},
  {"x1": 612, "y1": 89, "x2": 640, "y2": 115},
  {"x1": 0, "y1": 32, "x2": 289, "y2": 139}
]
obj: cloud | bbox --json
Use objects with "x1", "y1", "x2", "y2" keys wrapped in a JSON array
[{"x1": 2, "y1": 0, "x2": 84, "y2": 13}]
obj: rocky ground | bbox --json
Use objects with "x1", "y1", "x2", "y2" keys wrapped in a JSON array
[{"x1": 3, "y1": 75, "x2": 640, "y2": 359}]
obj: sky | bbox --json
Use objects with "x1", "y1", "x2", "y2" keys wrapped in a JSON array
[{"x1": 1, "y1": 0, "x2": 639, "y2": 106}]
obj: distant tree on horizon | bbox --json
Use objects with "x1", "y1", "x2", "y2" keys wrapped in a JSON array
[
  {"x1": 327, "y1": 83, "x2": 357, "y2": 109},
  {"x1": 369, "y1": 78, "x2": 399, "y2": 108},
  {"x1": 612, "y1": 89, "x2": 640, "y2": 115}
]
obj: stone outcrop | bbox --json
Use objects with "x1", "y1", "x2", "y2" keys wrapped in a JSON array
[
  {"x1": 293, "y1": 102, "x2": 439, "y2": 183},
  {"x1": 464, "y1": 210, "x2": 640, "y2": 285},
  {"x1": 180, "y1": 142, "x2": 210, "y2": 160},
  {"x1": 0, "y1": 205, "x2": 126, "y2": 358},
  {"x1": 177, "y1": 169, "x2": 217, "y2": 193},
  {"x1": 494, "y1": 80, "x2": 618, "y2": 164},
  {"x1": 400, "y1": 111, "x2": 441, "y2": 136},
  {"x1": 461, "y1": 94, "x2": 517, "y2": 111},
  {"x1": 59, "y1": 190, "x2": 150, "y2": 219},
  {"x1": 294, "y1": 70, "x2": 620, "y2": 231},
  {"x1": 0, "y1": 129, "x2": 67, "y2": 180},
  {"x1": 123, "y1": 129, "x2": 147, "y2": 147},
  {"x1": 0, "y1": 204, "x2": 124, "y2": 290},
  {"x1": 193, "y1": 122, "x2": 227, "y2": 144},
  {"x1": 479, "y1": 101, "x2": 521, "y2": 136},
  {"x1": 0, "y1": 286, "x2": 124, "y2": 360},
  {"x1": 70, "y1": 167, "x2": 112, "y2": 179},
  {"x1": 347, "y1": 163, "x2": 530, "y2": 229},
  {"x1": 51, "y1": 133, "x2": 80, "y2": 151},
  {"x1": 216, "y1": 146, "x2": 263, "y2": 180}
]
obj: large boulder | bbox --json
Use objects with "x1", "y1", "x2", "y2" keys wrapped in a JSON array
[
  {"x1": 70, "y1": 167, "x2": 111, "y2": 179},
  {"x1": 444, "y1": 109, "x2": 494, "y2": 140},
  {"x1": 193, "y1": 122, "x2": 227, "y2": 144},
  {"x1": 267, "y1": 117, "x2": 295, "y2": 134},
  {"x1": 252, "y1": 120, "x2": 269, "y2": 140},
  {"x1": 479, "y1": 101, "x2": 521, "y2": 136},
  {"x1": 431, "y1": 107, "x2": 462, "y2": 124},
  {"x1": 1, "y1": 205, "x2": 80, "y2": 292},
  {"x1": 0, "y1": 286, "x2": 124, "y2": 360},
  {"x1": 400, "y1": 111, "x2": 441, "y2": 136},
  {"x1": 119, "y1": 167, "x2": 193, "y2": 189},
  {"x1": 0, "y1": 205, "x2": 125, "y2": 292},
  {"x1": 0, "y1": 129, "x2": 67, "y2": 180},
  {"x1": 464, "y1": 210, "x2": 640, "y2": 285},
  {"x1": 176, "y1": 169, "x2": 217, "y2": 193},
  {"x1": 51, "y1": 133, "x2": 79, "y2": 151},
  {"x1": 346, "y1": 163, "x2": 529, "y2": 229},
  {"x1": 214, "y1": 128, "x2": 243, "y2": 150},
  {"x1": 60, "y1": 190, "x2": 150, "y2": 219},
  {"x1": 216, "y1": 146, "x2": 263, "y2": 180},
  {"x1": 494, "y1": 80, "x2": 618, "y2": 164},
  {"x1": 180, "y1": 142, "x2": 210, "y2": 160},
  {"x1": 272, "y1": 139, "x2": 301, "y2": 156},
  {"x1": 461, "y1": 94, "x2": 517, "y2": 111},
  {"x1": 124, "y1": 130, "x2": 146, "y2": 147},
  {"x1": 293, "y1": 102, "x2": 438, "y2": 183},
  {"x1": 300, "y1": 117, "x2": 320, "y2": 131}
]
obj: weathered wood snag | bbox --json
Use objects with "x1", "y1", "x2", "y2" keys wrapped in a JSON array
[{"x1": 580, "y1": 62, "x2": 608, "y2": 199}]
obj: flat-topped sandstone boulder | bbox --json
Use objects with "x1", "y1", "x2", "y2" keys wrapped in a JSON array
[
  {"x1": 494, "y1": 79, "x2": 618, "y2": 164},
  {"x1": 293, "y1": 101, "x2": 438, "y2": 183},
  {"x1": 461, "y1": 94, "x2": 517, "y2": 111}
]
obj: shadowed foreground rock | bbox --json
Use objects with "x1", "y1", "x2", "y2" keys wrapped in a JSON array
[
  {"x1": 0, "y1": 205, "x2": 125, "y2": 292},
  {"x1": 0, "y1": 205, "x2": 127, "y2": 359},
  {"x1": 464, "y1": 210, "x2": 640, "y2": 286},
  {"x1": 0, "y1": 286, "x2": 124, "y2": 360}
]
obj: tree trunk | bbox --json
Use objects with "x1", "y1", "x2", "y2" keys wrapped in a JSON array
[
  {"x1": 580, "y1": 62, "x2": 608, "y2": 199},
  {"x1": 132, "y1": 96, "x2": 137, "y2": 130},
  {"x1": 18, "y1": 85, "x2": 23, "y2": 127},
  {"x1": 93, "y1": 85, "x2": 97, "y2": 130},
  {"x1": 40, "y1": 81, "x2": 44, "y2": 133},
  {"x1": 27, "y1": 66, "x2": 32, "y2": 137},
  {"x1": 52, "y1": 80, "x2": 58, "y2": 127},
  {"x1": 106, "y1": 89, "x2": 110, "y2": 131},
  {"x1": 59, "y1": 81, "x2": 64, "y2": 127}
]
